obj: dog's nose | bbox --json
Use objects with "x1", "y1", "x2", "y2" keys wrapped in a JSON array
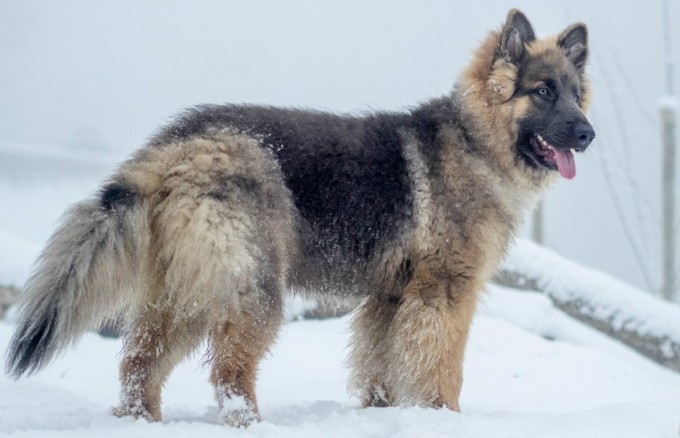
[{"x1": 574, "y1": 121, "x2": 595, "y2": 149}]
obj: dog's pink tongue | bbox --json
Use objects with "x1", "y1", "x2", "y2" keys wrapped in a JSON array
[{"x1": 554, "y1": 148, "x2": 576, "y2": 179}]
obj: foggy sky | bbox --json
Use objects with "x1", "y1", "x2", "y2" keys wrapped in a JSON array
[{"x1": 0, "y1": 0, "x2": 678, "y2": 296}]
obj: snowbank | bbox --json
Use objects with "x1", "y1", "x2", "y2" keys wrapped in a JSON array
[{"x1": 502, "y1": 239, "x2": 680, "y2": 345}]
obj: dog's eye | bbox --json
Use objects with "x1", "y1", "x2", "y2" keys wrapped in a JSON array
[{"x1": 536, "y1": 87, "x2": 550, "y2": 97}]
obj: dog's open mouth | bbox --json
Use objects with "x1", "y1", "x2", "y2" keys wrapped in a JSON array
[{"x1": 528, "y1": 133, "x2": 581, "y2": 180}]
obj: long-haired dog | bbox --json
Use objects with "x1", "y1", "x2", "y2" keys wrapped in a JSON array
[{"x1": 7, "y1": 9, "x2": 594, "y2": 426}]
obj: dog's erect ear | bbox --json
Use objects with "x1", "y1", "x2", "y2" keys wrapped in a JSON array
[
  {"x1": 497, "y1": 9, "x2": 535, "y2": 65},
  {"x1": 558, "y1": 23, "x2": 588, "y2": 73}
]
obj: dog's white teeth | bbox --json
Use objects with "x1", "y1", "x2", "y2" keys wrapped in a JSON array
[{"x1": 535, "y1": 134, "x2": 550, "y2": 149}]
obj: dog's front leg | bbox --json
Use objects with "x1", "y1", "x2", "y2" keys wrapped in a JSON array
[{"x1": 384, "y1": 257, "x2": 480, "y2": 411}]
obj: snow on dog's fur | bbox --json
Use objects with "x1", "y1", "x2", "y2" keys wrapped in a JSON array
[{"x1": 6, "y1": 9, "x2": 594, "y2": 426}]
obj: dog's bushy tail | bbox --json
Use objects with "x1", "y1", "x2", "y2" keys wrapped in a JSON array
[{"x1": 6, "y1": 183, "x2": 145, "y2": 378}]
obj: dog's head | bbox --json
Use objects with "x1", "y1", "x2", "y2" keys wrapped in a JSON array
[{"x1": 459, "y1": 9, "x2": 595, "y2": 182}]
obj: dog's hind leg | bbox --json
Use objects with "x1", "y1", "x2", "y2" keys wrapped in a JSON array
[
  {"x1": 112, "y1": 134, "x2": 294, "y2": 425},
  {"x1": 348, "y1": 297, "x2": 399, "y2": 407},
  {"x1": 114, "y1": 308, "x2": 207, "y2": 421},
  {"x1": 208, "y1": 285, "x2": 283, "y2": 428}
]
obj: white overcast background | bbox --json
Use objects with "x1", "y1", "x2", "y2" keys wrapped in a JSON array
[{"x1": 1, "y1": 0, "x2": 679, "y2": 295}]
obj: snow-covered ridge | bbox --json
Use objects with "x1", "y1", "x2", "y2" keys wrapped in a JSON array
[{"x1": 502, "y1": 239, "x2": 680, "y2": 345}]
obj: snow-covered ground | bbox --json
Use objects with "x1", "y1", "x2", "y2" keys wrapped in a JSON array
[
  {"x1": 2, "y1": 285, "x2": 680, "y2": 437},
  {"x1": 1, "y1": 148, "x2": 680, "y2": 437}
]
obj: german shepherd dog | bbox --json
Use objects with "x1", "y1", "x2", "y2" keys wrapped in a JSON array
[{"x1": 6, "y1": 9, "x2": 594, "y2": 426}]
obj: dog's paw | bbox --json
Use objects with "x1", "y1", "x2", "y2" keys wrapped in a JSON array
[
  {"x1": 222, "y1": 406, "x2": 259, "y2": 428},
  {"x1": 219, "y1": 395, "x2": 260, "y2": 428},
  {"x1": 112, "y1": 404, "x2": 161, "y2": 422}
]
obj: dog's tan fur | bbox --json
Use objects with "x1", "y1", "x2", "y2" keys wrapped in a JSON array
[{"x1": 107, "y1": 135, "x2": 294, "y2": 425}]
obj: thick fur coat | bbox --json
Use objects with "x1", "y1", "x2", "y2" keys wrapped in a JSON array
[{"x1": 6, "y1": 9, "x2": 594, "y2": 426}]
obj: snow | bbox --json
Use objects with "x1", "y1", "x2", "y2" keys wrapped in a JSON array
[{"x1": 1, "y1": 283, "x2": 680, "y2": 437}]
